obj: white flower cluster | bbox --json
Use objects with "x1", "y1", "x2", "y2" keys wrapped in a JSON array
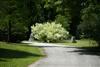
[{"x1": 31, "y1": 22, "x2": 69, "y2": 42}]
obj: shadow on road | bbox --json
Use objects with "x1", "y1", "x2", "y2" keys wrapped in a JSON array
[{"x1": 67, "y1": 47, "x2": 100, "y2": 56}]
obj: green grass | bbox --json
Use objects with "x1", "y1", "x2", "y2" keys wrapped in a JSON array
[
  {"x1": 61, "y1": 39, "x2": 98, "y2": 47},
  {"x1": 0, "y1": 42, "x2": 45, "y2": 67}
]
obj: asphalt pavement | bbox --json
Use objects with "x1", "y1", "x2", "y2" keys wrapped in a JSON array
[{"x1": 28, "y1": 42, "x2": 100, "y2": 67}]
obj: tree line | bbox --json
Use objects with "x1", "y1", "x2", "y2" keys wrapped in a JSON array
[{"x1": 0, "y1": 0, "x2": 100, "y2": 44}]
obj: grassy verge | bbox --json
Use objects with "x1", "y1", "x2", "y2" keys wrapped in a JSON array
[
  {"x1": 61, "y1": 39, "x2": 98, "y2": 47},
  {"x1": 0, "y1": 42, "x2": 45, "y2": 67}
]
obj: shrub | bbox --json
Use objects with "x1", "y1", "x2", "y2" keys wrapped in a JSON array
[{"x1": 31, "y1": 22, "x2": 69, "y2": 42}]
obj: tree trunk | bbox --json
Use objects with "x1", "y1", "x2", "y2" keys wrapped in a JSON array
[{"x1": 7, "y1": 20, "x2": 11, "y2": 42}]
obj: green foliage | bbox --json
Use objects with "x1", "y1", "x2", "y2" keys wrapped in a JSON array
[
  {"x1": 0, "y1": 0, "x2": 99, "y2": 43},
  {"x1": 55, "y1": 14, "x2": 70, "y2": 30},
  {"x1": 62, "y1": 0, "x2": 82, "y2": 36},
  {"x1": 31, "y1": 22, "x2": 69, "y2": 42},
  {"x1": 0, "y1": 0, "x2": 42, "y2": 42},
  {"x1": 78, "y1": 3, "x2": 100, "y2": 45}
]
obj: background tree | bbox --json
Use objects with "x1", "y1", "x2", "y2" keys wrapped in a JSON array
[
  {"x1": 0, "y1": 0, "x2": 99, "y2": 43},
  {"x1": 0, "y1": 0, "x2": 42, "y2": 42},
  {"x1": 62, "y1": 0, "x2": 83, "y2": 37},
  {"x1": 78, "y1": 0, "x2": 100, "y2": 45},
  {"x1": 0, "y1": 0, "x2": 18, "y2": 42}
]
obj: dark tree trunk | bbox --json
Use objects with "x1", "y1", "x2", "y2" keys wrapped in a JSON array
[
  {"x1": 69, "y1": 15, "x2": 81, "y2": 39},
  {"x1": 7, "y1": 20, "x2": 11, "y2": 42},
  {"x1": 26, "y1": 0, "x2": 34, "y2": 40},
  {"x1": 27, "y1": 22, "x2": 32, "y2": 40}
]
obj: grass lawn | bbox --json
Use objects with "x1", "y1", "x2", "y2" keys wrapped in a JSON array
[
  {"x1": 0, "y1": 42, "x2": 45, "y2": 67},
  {"x1": 61, "y1": 39, "x2": 98, "y2": 47}
]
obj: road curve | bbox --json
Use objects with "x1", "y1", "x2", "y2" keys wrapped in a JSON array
[{"x1": 29, "y1": 43, "x2": 100, "y2": 67}]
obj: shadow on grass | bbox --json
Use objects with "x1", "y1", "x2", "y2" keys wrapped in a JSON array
[
  {"x1": 67, "y1": 47, "x2": 100, "y2": 56},
  {"x1": 0, "y1": 48, "x2": 43, "y2": 59},
  {"x1": 0, "y1": 59, "x2": 7, "y2": 62}
]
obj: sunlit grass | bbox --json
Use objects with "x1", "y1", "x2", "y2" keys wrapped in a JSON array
[
  {"x1": 0, "y1": 42, "x2": 45, "y2": 67},
  {"x1": 61, "y1": 39, "x2": 98, "y2": 47}
]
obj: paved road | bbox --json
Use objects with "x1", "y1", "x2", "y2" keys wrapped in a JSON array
[{"x1": 28, "y1": 43, "x2": 100, "y2": 67}]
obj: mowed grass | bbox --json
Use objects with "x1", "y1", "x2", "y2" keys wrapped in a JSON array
[
  {"x1": 62, "y1": 39, "x2": 98, "y2": 47},
  {"x1": 0, "y1": 42, "x2": 44, "y2": 67}
]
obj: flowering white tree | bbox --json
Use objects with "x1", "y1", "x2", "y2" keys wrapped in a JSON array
[{"x1": 31, "y1": 22, "x2": 69, "y2": 42}]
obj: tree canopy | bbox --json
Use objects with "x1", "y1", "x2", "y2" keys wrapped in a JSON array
[{"x1": 0, "y1": 0, "x2": 100, "y2": 44}]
